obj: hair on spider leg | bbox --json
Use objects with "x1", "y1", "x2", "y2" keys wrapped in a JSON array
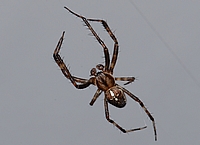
[
  {"x1": 66, "y1": 63, "x2": 71, "y2": 70},
  {"x1": 88, "y1": 32, "x2": 93, "y2": 36}
]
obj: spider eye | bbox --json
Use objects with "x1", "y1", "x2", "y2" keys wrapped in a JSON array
[{"x1": 106, "y1": 87, "x2": 126, "y2": 108}]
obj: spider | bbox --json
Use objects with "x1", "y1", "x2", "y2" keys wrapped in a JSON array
[{"x1": 53, "y1": 7, "x2": 157, "y2": 141}]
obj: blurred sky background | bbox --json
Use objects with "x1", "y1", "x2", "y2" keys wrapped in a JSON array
[{"x1": 1, "y1": 0, "x2": 200, "y2": 145}]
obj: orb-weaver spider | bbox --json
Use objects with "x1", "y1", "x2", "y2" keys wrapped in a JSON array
[{"x1": 53, "y1": 7, "x2": 157, "y2": 141}]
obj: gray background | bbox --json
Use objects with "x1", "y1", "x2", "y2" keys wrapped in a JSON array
[{"x1": 1, "y1": 0, "x2": 200, "y2": 144}]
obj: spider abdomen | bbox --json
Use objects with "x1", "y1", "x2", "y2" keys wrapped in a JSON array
[{"x1": 105, "y1": 87, "x2": 126, "y2": 108}]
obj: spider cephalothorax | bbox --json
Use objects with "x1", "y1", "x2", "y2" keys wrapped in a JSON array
[{"x1": 53, "y1": 7, "x2": 157, "y2": 141}]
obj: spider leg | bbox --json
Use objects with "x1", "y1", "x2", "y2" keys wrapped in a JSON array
[
  {"x1": 89, "y1": 89, "x2": 102, "y2": 106},
  {"x1": 53, "y1": 31, "x2": 95, "y2": 89},
  {"x1": 86, "y1": 18, "x2": 119, "y2": 74},
  {"x1": 116, "y1": 85, "x2": 157, "y2": 141},
  {"x1": 115, "y1": 77, "x2": 135, "y2": 85},
  {"x1": 104, "y1": 97, "x2": 147, "y2": 134},
  {"x1": 72, "y1": 76, "x2": 89, "y2": 83},
  {"x1": 64, "y1": 6, "x2": 110, "y2": 71}
]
